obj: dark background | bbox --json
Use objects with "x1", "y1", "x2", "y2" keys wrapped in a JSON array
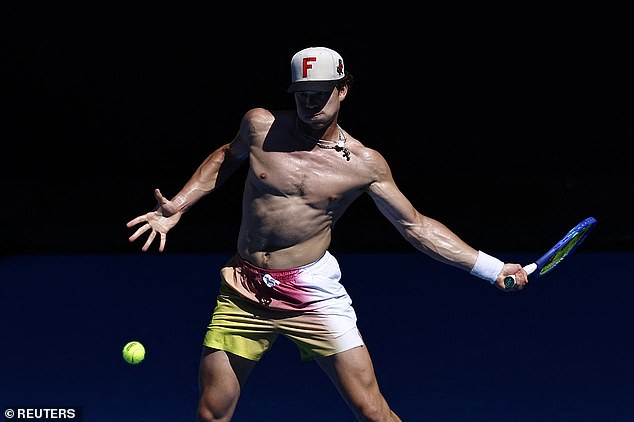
[
  {"x1": 3, "y1": 7, "x2": 634, "y2": 422},
  {"x1": 4, "y1": 6, "x2": 632, "y2": 256}
]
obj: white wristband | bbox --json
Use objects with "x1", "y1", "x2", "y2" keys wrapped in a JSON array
[{"x1": 470, "y1": 251, "x2": 504, "y2": 284}]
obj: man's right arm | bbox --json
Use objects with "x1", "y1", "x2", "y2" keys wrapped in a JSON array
[
  {"x1": 170, "y1": 131, "x2": 249, "y2": 213},
  {"x1": 126, "y1": 115, "x2": 251, "y2": 252}
]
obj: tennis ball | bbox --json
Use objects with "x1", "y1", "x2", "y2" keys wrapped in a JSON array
[{"x1": 122, "y1": 340, "x2": 146, "y2": 364}]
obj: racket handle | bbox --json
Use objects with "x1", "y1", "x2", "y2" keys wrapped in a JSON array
[{"x1": 503, "y1": 263, "x2": 537, "y2": 288}]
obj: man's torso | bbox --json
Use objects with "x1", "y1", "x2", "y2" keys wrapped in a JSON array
[{"x1": 236, "y1": 109, "x2": 375, "y2": 269}]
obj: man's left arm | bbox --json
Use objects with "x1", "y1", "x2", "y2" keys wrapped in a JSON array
[{"x1": 364, "y1": 150, "x2": 527, "y2": 290}]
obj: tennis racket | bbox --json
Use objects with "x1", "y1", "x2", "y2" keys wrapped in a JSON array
[{"x1": 504, "y1": 216, "x2": 597, "y2": 289}]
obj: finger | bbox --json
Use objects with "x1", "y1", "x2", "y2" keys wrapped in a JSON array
[
  {"x1": 515, "y1": 274, "x2": 528, "y2": 290},
  {"x1": 126, "y1": 215, "x2": 148, "y2": 228},
  {"x1": 129, "y1": 224, "x2": 150, "y2": 242},
  {"x1": 159, "y1": 233, "x2": 167, "y2": 252},
  {"x1": 142, "y1": 230, "x2": 157, "y2": 252},
  {"x1": 154, "y1": 188, "x2": 167, "y2": 205}
]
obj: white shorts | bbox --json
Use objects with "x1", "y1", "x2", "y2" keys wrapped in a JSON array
[{"x1": 202, "y1": 251, "x2": 364, "y2": 361}]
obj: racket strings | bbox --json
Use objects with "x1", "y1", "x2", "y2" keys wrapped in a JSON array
[{"x1": 539, "y1": 228, "x2": 591, "y2": 275}]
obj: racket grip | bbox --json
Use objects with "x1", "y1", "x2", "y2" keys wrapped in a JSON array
[{"x1": 503, "y1": 263, "x2": 538, "y2": 288}]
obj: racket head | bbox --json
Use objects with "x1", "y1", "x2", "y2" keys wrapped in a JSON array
[{"x1": 533, "y1": 217, "x2": 597, "y2": 278}]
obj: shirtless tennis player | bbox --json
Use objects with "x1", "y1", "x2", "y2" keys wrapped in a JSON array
[{"x1": 127, "y1": 47, "x2": 528, "y2": 422}]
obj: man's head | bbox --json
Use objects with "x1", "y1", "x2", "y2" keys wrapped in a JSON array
[{"x1": 287, "y1": 47, "x2": 352, "y2": 93}]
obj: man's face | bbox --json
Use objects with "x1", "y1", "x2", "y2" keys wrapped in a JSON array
[{"x1": 294, "y1": 88, "x2": 340, "y2": 128}]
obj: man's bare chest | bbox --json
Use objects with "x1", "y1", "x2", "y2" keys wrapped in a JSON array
[{"x1": 248, "y1": 150, "x2": 362, "y2": 200}]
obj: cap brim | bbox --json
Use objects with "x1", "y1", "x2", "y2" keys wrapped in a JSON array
[{"x1": 287, "y1": 80, "x2": 337, "y2": 93}]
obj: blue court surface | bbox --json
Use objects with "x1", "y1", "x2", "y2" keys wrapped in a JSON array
[{"x1": 2, "y1": 252, "x2": 633, "y2": 421}]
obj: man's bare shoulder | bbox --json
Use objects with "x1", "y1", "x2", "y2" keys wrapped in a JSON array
[
  {"x1": 342, "y1": 130, "x2": 392, "y2": 182},
  {"x1": 239, "y1": 108, "x2": 295, "y2": 149},
  {"x1": 243, "y1": 108, "x2": 294, "y2": 128},
  {"x1": 344, "y1": 131, "x2": 388, "y2": 165}
]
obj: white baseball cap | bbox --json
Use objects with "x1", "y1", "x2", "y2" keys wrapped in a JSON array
[{"x1": 287, "y1": 47, "x2": 346, "y2": 93}]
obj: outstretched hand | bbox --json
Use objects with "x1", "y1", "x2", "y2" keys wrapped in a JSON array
[{"x1": 126, "y1": 188, "x2": 183, "y2": 252}]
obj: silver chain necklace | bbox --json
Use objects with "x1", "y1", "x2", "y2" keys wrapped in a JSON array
[{"x1": 297, "y1": 121, "x2": 351, "y2": 161}]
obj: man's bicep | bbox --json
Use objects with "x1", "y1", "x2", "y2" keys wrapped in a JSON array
[
  {"x1": 368, "y1": 179, "x2": 420, "y2": 228},
  {"x1": 363, "y1": 148, "x2": 419, "y2": 226}
]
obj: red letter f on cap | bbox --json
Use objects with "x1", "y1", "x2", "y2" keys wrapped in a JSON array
[{"x1": 302, "y1": 57, "x2": 317, "y2": 78}]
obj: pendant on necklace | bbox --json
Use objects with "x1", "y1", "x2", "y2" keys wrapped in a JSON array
[
  {"x1": 334, "y1": 142, "x2": 351, "y2": 161},
  {"x1": 298, "y1": 120, "x2": 351, "y2": 161}
]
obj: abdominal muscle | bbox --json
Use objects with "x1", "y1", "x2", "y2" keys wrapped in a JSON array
[{"x1": 236, "y1": 191, "x2": 336, "y2": 270}]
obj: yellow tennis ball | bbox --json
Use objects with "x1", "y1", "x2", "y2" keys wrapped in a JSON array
[{"x1": 122, "y1": 341, "x2": 146, "y2": 364}]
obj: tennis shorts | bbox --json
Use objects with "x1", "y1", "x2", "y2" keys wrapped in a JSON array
[{"x1": 202, "y1": 251, "x2": 364, "y2": 361}]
